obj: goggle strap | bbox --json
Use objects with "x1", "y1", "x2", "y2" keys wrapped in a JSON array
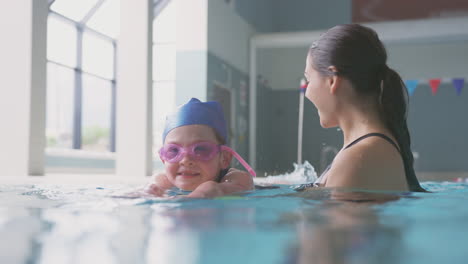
[{"x1": 221, "y1": 146, "x2": 256, "y2": 177}]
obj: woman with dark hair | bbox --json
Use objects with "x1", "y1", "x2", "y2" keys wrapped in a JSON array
[{"x1": 300, "y1": 24, "x2": 425, "y2": 192}]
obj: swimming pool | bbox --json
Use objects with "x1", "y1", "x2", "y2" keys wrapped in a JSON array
[{"x1": 1, "y1": 178, "x2": 467, "y2": 264}]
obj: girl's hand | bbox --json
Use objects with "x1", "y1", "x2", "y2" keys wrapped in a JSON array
[
  {"x1": 143, "y1": 183, "x2": 167, "y2": 197},
  {"x1": 186, "y1": 181, "x2": 224, "y2": 198}
]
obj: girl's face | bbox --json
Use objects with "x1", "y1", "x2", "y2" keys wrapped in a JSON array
[
  {"x1": 304, "y1": 55, "x2": 338, "y2": 128},
  {"x1": 162, "y1": 125, "x2": 230, "y2": 190}
]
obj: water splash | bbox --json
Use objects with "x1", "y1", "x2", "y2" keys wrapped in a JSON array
[{"x1": 254, "y1": 161, "x2": 318, "y2": 185}]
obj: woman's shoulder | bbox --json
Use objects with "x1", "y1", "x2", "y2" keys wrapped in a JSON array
[{"x1": 325, "y1": 136, "x2": 406, "y2": 190}]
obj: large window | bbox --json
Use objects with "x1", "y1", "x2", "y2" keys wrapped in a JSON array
[
  {"x1": 47, "y1": 15, "x2": 77, "y2": 68},
  {"x1": 47, "y1": 0, "x2": 117, "y2": 152},
  {"x1": 47, "y1": 0, "x2": 177, "y2": 158}
]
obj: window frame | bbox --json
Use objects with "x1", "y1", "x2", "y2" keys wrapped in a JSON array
[{"x1": 47, "y1": 8, "x2": 116, "y2": 153}]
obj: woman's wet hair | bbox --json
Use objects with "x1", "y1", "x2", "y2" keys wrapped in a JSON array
[{"x1": 308, "y1": 24, "x2": 425, "y2": 192}]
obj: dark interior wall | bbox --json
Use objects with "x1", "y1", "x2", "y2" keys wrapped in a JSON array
[
  {"x1": 256, "y1": 87, "x2": 342, "y2": 174},
  {"x1": 207, "y1": 52, "x2": 250, "y2": 162},
  {"x1": 257, "y1": 79, "x2": 468, "y2": 174},
  {"x1": 224, "y1": 0, "x2": 468, "y2": 174},
  {"x1": 387, "y1": 41, "x2": 468, "y2": 172},
  {"x1": 409, "y1": 82, "x2": 468, "y2": 172},
  {"x1": 255, "y1": 39, "x2": 468, "y2": 174},
  {"x1": 255, "y1": 82, "x2": 274, "y2": 172}
]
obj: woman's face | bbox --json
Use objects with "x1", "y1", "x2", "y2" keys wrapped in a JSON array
[
  {"x1": 162, "y1": 125, "x2": 229, "y2": 190},
  {"x1": 304, "y1": 55, "x2": 338, "y2": 128}
]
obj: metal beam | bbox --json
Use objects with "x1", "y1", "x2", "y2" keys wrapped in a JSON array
[
  {"x1": 72, "y1": 25, "x2": 84, "y2": 149},
  {"x1": 81, "y1": 0, "x2": 106, "y2": 24},
  {"x1": 153, "y1": 0, "x2": 171, "y2": 18},
  {"x1": 110, "y1": 40, "x2": 117, "y2": 152},
  {"x1": 252, "y1": 17, "x2": 468, "y2": 48},
  {"x1": 50, "y1": 11, "x2": 114, "y2": 42}
]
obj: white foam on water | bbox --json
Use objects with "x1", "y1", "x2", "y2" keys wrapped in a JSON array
[{"x1": 254, "y1": 160, "x2": 318, "y2": 185}]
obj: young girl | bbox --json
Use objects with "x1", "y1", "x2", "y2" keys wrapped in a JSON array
[
  {"x1": 145, "y1": 98, "x2": 255, "y2": 198},
  {"x1": 298, "y1": 24, "x2": 425, "y2": 192}
]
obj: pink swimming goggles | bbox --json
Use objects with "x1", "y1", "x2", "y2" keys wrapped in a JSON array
[{"x1": 159, "y1": 141, "x2": 256, "y2": 177}]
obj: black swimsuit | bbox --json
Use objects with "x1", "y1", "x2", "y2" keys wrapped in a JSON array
[
  {"x1": 294, "y1": 133, "x2": 401, "y2": 191},
  {"x1": 346, "y1": 133, "x2": 400, "y2": 151}
]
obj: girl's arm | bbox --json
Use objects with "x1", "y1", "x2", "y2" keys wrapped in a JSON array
[{"x1": 187, "y1": 168, "x2": 254, "y2": 198}]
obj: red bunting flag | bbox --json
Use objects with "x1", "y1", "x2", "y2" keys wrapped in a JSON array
[
  {"x1": 300, "y1": 78, "x2": 307, "y2": 92},
  {"x1": 429, "y1": 78, "x2": 441, "y2": 95}
]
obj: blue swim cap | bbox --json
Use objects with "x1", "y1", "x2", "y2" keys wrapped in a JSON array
[{"x1": 162, "y1": 98, "x2": 228, "y2": 143}]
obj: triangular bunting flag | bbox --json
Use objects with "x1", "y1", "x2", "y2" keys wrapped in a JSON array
[
  {"x1": 452, "y1": 78, "x2": 464, "y2": 96},
  {"x1": 405, "y1": 80, "x2": 418, "y2": 96},
  {"x1": 429, "y1": 78, "x2": 441, "y2": 95}
]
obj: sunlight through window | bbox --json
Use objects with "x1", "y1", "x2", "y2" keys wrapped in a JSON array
[
  {"x1": 86, "y1": 0, "x2": 120, "y2": 38},
  {"x1": 82, "y1": 74, "x2": 112, "y2": 151},
  {"x1": 82, "y1": 31, "x2": 114, "y2": 80},
  {"x1": 47, "y1": 15, "x2": 77, "y2": 67},
  {"x1": 46, "y1": 63, "x2": 74, "y2": 149}
]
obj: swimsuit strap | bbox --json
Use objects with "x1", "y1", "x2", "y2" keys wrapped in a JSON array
[{"x1": 345, "y1": 132, "x2": 400, "y2": 152}]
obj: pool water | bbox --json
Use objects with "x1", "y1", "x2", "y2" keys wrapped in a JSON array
[{"x1": 1, "y1": 180, "x2": 468, "y2": 264}]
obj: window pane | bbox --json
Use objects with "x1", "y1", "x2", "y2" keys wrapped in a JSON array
[
  {"x1": 153, "y1": 44, "x2": 176, "y2": 81},
  {"x1": 50, "y1": 0, "x2": 99, "y2": 22},
  {"x1": 82, "y1": 74, "x2": 112, "y2": 152},
  {"x1": 47, "y1": 15, "x2": 77, "y2": 67},
  {"x1": 153, "y1": 0, "x2": 176, "y2": 43},
  {"x1": 46, "y1": 63, "x2": 74, "y2": 149},
  {"x1": 82, "y1": 31, "x2": 114, "y2": 79},
  {"x1": 153, "y1": 81, "x2": 176, "y2": 150},
  {"x1": 86, "y1": 0, "x2": 120, "y2": 38}
]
